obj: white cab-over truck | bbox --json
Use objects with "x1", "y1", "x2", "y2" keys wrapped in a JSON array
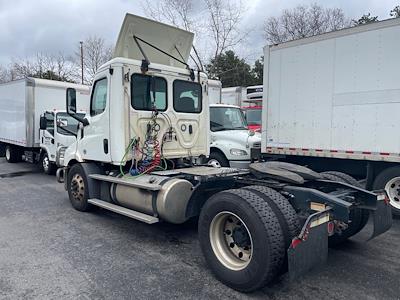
[
  {"x1": 208, "y1": 104, "x2": 261, "y2": 168},
  {"x1": 0, "y1": 78, "x2": 89, "y2": 173},
  {"x1": 262, "y1": 17, "x2": 400, "y2": 215},
  {"x1": 58, "y1": 14, "x2": 391, "y2": 292}
]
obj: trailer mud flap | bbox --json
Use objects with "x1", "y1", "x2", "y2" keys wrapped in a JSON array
[
  {"x1": 370, "y1": 198, "x2": 392, "y2": 240},
  {"x1": 287, "y1": 210, "x2": 330, "y2": 280}
]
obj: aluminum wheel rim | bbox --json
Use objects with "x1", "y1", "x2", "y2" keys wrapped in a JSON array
[
  {"x1": 208, "y1": 159, "x2": 221, "y2": 168},
  {"x1": 70, "y1": 174, "x2": 85, "y2": 202},
  {"x1": 385, "y1": 177, "x2": 400, "y2": 210},
  {"x1": 42, "y1": 156, "x2": 49, "y2": 172},
  {"x1": 209, "y1": 211, "x2": 253, "y2": 271},
  {"x1": 5, "y1": 147, "x2": 10, "y2": 161}
]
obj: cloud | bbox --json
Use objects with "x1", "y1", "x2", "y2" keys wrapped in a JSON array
[
  {"x1": 0, "y1": 0, "x2": 399, "y2": 66},
  {"x1": 0, "y1": 0, "x2": 145, "y2": 65}
]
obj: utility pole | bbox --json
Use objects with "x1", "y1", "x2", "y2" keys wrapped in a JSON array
[{"x1": 80, "y1": 41, "x2": 84, "y2": 84}]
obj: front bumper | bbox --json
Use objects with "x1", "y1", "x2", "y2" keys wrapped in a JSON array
[
  {"x1": 229, "y1": 160, "x2": 251, "y2": 169},
  {"x1": 250, "y1": 147, "x2": 261, "y2": 161}
]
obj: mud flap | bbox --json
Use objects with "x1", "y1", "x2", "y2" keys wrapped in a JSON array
[
  {"x1": 370, "y1": 198, "x2": 392, "y2": 240},
  {"x1": 287, "y1": 211, "x2": 329, "y2": 280}
]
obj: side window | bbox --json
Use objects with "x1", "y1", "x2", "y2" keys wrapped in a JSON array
[
  {"x1": 90, "y1": 78, "x2": 108, "y2": 116},
  {"x1": 173, "y1": 80, "x2": 202, "y2": 113},
  {"x1": 131, "y1": 74, "x2": 167, "y2": 111}
]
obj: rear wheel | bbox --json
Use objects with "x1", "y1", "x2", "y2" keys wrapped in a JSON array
[
  {"x1": 67, "y1": 164, "x2": 92, "y2": 212},
  {"x1": 5, "y1": 145, "x2": 21, "y2": 163},
  {"x1": 373, "y1": 166, "x2": 400, "y2": 216},
  {"x1": 321, "y1": 172, "x2": 369, "y2": 245},
  {"x1": 199, "y1": 189, "x2": 285, "y2": 292}
]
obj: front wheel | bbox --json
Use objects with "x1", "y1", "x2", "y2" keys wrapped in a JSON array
[
  {"x1": 41, "y1": 152, "x2": 56, "y2": 175},
  {"x1": 373, "y1": 166, "x2": 400, "y2": 216},
  {"x1": 207, "y1": 151, "x2": 230, "y2": 168},
  {"x1": 198, "y1": 189, "x2": 285, "y2": 292},
  {"x1": 67, "y1": 164, "x2": 92, "y2": 212}
]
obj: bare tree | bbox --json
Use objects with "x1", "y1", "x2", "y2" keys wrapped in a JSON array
[
  {"x1": 142, "y1": 0, "x2": 196, "y2": 31},
  {"x1": 264, "y1": 4, "x2": 349, "y2": 44},
  {"x1": 352, "y1": 13, "x2": 378, "y2": 26},
  {"x1": 391, "y1": 6, "x2": 400, "y2": 18},
  {"x1": 11, "y1": 52, "x2": 75, "y2": 81},
  {"x1": 0, "y1": 66, "x2": 13, "y2": 83},
  {"x1": 142, "y1": 0, "x2": 246, "y2": 63},
  {"x1": 205, "y1": 0, "x2": 247, "y2": 61},
  {"x1": 75, "y1": 36, "x2": 113, "y2": 84}
]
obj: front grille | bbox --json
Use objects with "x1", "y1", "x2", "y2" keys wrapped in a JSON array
[{"x1": 253, "y1": 142, "x2": 261, "y2": 148}]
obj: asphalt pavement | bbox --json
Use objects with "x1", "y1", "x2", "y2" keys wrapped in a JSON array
[{"x1": 0, "y1": 158, "x2": 399, "y2": 299}]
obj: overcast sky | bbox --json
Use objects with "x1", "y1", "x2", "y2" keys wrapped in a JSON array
[{"x1": 0, "y1": 0, "x2": 399, "y2": 66}]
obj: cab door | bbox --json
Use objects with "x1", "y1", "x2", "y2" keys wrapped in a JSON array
[
  {"x1": 40, "y1": 112, "x2": 57, "y2": 158},
  {"x1": 78, "y1": 73, "x2": 111, "y2": 162}
]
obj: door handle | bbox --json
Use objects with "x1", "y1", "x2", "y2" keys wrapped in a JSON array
[{"x1": 103, "y1": 139, "x2": 109, "y2": 154}]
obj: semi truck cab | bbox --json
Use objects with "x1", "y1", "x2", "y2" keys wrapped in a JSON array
[{"x1": 56, "y1": 14, "x2": 392, "y2": 293}]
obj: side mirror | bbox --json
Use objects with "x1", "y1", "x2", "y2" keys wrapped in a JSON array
[
  {"x1": 66, "y1": 88, "x2": 89, "y2": 126},
  {"x1": 66, "y1": 88, "x2": 77, "y2": 115},
  {"x1": 39, "y1": 116, "x2": 47, "y2": 130}
]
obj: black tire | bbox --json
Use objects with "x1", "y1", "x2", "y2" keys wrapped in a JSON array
[
  {"x1": 67, "y1": 163, "x2": 92, "y2": 212},
  {"x1": 242, "y1": 185, "x2": 300, "y2": 245},
  {"x1": 321, "y1": 172, "x2": 369, "y2": 245},
  {"x1": 373, "y1": 166, "x2": 400, "y2": 216},
  {"x1": 41, "y1": 152, "x2": 56, "y2": 175},
  {"x1": 321, "y1": 171, "x2": 363, "y2": 188},
  {"x1": 0, "y1": 143, "x2": 5, "y2": 157},
  {"x1": 207, "y1": 151, "x2": 230, "y2": 168},
  {"x1": 199, "y1": 189, "x2": 285, "y2": 292},
  {"x1": 5, "y1": 145, "x2": 22, "y2": 163}
]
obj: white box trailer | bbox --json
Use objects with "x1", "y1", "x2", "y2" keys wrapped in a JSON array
[
  {"x1": 0, "y1": 78, "x2": 90, "y2": 167},
  {"x1": 221, "y1": 86, "x2": 246, "y2": 106},
  {"x1": 262, "y1": 17, "x2": 400, "y2": 213},
  {"x1": 208, "y1": 79, "x2": 222, "y2": 104}
]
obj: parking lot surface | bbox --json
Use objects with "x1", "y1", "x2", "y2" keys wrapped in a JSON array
[{"x1": 0, "y1": 158, "x2": 399, "y2": 299}]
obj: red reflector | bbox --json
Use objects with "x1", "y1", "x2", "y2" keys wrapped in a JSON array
[
  {"x1": 330, "y1": 150, "x2": 338, "y2": 153},
  {"x1": 327, "y1": 222, "x2": 335, "y2": 235},
  {"x1": 380, "y1": 152, "x2": 390, "y2": 156},
  {"x1": 345, "y1": 150, "x2": 354, "y2": 154},
  {"x1": 362, "y1": 151, "x2": 371, "y2": 154},
  {"x1": 291, "y1": 238, "x2": 302, "y2": 249}
]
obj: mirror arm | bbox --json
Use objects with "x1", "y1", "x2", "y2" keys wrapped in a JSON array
[{"x1": 67, "y1": 113, "x2": 89, "y2": 127}]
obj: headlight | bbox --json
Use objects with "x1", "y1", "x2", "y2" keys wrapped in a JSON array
[
  {"x1": 56, "y1": 146, "x2": 67, "y2": 166},
  {"x1": 58, "y1": 147, "x2": 67, "y2": 158},
  {"x1": 230, "y1": 148, "x2": 248, "y2": 156}
]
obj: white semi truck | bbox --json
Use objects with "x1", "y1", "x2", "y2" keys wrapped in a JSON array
[
  {"x1": 57, "y1": 14, "x2": 391, "y2": 292},
  {"x1": 208, "y1": 103, "x2": 261, "y2": 168},
  {"x1": 207, "y1": 81, "x2": 261, "y2": 169},
  {"x1": 262, "y1": 17, "x2": 400, "y2": 215},
  {"x1": 0, "y1": 78, "x2": 89, "y2": 173}
]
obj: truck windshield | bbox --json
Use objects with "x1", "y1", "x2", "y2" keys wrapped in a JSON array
[
  {"x1": 244, "y1": 109, "x2": 262, "y2": 125},
  {"x1": 56, "y1": 113, "x2": 85, "y2": 136},
  {"x1": 210, "y1": 107, "x2": 247, "y2": 132}
]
